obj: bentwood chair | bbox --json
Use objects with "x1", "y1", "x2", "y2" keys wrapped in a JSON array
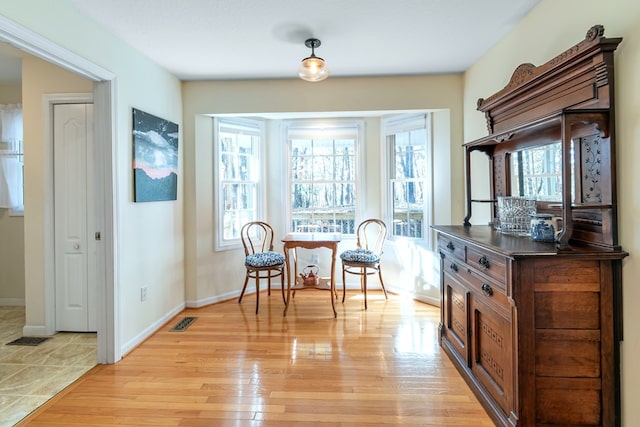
[
  {"x1": 238, "y1": 221, "x2": 286, "y2": 314},
  {"x1": 340, "y1": 218, "x2": 388, "y2": 309}
]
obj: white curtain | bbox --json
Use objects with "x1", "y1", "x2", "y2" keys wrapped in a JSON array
[{"x1": 0, "y1": 104, "x2": 23, "y2": 209}]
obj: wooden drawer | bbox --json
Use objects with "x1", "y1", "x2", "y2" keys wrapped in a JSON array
[
  {"x1": 442, "y1": 252, "x2": 465, "y2": 278},
  {"x1": 466, "y1": 245, "x2": 507, "y2": 285},
  {"x1": 438, "y1": 234, "x2": 465, "y2": 261},
  {"x1": 443, "y1": 247, "x2": 506, "y2": 292},
  {"x1": 443, "y1": 252, "x2": 509, "y2": 318},
  {"x1": 462, "y1": 268, "x2": 509, "y2": 316}
]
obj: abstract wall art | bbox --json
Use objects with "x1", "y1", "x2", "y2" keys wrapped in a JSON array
[{"x1": 132, "y1": 108, "x2": 179, "y2": 202}]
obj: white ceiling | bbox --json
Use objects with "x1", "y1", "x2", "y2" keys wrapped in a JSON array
[
  {"x1": 65, "y1": 0, "x2": 540, "y2": 81},
  {"x1": 0, "y1": 1, "x2": 540, "y2": 84}
]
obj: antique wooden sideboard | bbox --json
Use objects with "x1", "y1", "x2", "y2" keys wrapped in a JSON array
[{"x1": 433, "y1": 25, "x2": 628, "y2": 426}]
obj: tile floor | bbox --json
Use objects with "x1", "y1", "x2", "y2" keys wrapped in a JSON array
[{"x1": 0, "y1": 306, "x2": 96, "y2": 427}]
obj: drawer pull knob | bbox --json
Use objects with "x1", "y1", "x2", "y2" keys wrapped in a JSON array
[
  {"x1": 450, "y1": 263, "x2": 458, "y2": 272},
  {"x1": 481, "y1": 283, "x2": 494, "y2": 297},
  {"x1": 446, "y1": 241, "x2": 455, "y2": 251},
  {"x1": 478, "y1": 255, "x2": 491, "y2": 269}
]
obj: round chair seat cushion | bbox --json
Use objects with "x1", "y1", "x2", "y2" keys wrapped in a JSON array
[
  {"x1": 340, "y1": 248, "x2": 380, "y2": 263},
  {"x1": 246, "y1": 251, "x2": 285, "y2": 268}
]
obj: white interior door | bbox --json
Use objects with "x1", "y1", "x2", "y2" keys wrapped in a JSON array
[{"x1": 54, "y1": 103, "x2": 96, "y2": 332}]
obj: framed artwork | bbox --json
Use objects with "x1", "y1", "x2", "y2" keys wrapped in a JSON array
[{"x1": 132, "y1": 108, "x2": 179, "y2": 202}]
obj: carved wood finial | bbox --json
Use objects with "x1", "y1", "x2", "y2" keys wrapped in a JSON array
[
  {"x1": 585, "y1": 24, "x2": 605, "y2": 42},
  {"x1": 506, "y1": 63, "x2": 536, "y2": 90}
]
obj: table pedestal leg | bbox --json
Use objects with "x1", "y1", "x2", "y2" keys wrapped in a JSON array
[
  {"x1": 330, "y1": 244, "x2": 337, "y2": 318},
  {"x1": 283, "y1": 248, "x2": 291, "y2": 317}
]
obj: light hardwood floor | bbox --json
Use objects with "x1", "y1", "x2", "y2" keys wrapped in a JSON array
[{"x1": 17, "y1": 291, "x2": 493, "y2": 426}]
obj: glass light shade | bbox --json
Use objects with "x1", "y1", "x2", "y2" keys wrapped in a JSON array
[{"x1": 298, "y1": 55, "x2": 329, "y2": 82}]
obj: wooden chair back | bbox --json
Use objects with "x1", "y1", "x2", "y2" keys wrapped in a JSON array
[{"x1": 240, "y1": 221, "x2": 275, "y2": 257}]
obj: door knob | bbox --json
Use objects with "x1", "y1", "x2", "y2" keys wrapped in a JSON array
[{"x1": 74, "y1": 244, "x2": 80, "y2": 250}]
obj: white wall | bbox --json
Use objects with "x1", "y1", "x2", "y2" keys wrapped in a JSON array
[
  {"x1": 0, "y1": 0, "x2": 184, "y2": 355},
  {"x1": 0, "y1": 82, "x2": 24, "y2": 305},
  {"x1": 463, "y1": 0, "x2": 640, "y2": 423},
  {"x1": 182, "y1": 76, "x2": 465, "y2": 307}
]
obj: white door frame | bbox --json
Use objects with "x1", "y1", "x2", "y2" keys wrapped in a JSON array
[{"x1": 0, "y1": 16, "x2": 119, "y2": 363}]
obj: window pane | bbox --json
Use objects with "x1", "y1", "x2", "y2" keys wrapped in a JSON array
[
  {"x1": 220, "y1": 134, "x2": 235, "y2": 152},
  {"x1": 313, "y1": 155, "x2": 334, "y2": 181},
  {"x1": 288, "y1": 123, "x2": 358, "y2": 234},
  {"x1": 223, "y1": 183, "x2": 255, "y2": 210},
  {"x1": 313, "y1": 139, "x2": 334, "y2": 155},
  {"x1": 393, "y1": 181, "x2": 423, "y2": 238},
  {"x1": 384, "y1": 114, "x2": 430, "y2": 240},
  {"x1": 291, "y1": 139, "x2": 311, "y2": 154},
  {"x1": 237, "y1": 134, "x2": 253, "y2": 154},
  {"x1": 215, "y1": 117, "x2": 262, "y2": 248},
  {"x1": 223, "y1": 210, "x2": 238, "y2": 240},
  {"x1": 292, "y1": 155, "x2": 312, "y2": 181},
  {"x1": 292, "y1": 183, "x2": 313, "y2": 209},
  {"x1": 221, "y1": 154, "x2": 237, "y2": 180},
  {"x1": 238, "y1": 210, "x2": 254, "y2": 231},
  {"x1": 335, "y1": 154, "x2": 355, "y2": 181},
  {"x1": 394, "y1": 130, "x2": 427, "y2": 180},
  {"x1": 335, "y1": 182, "x2": 355, "y2": 209},
  {"x1": 313, "y1": 183, "x2": 335, "y2": 209},
  {"x1": 335, "y1": 139, "x2": 355, "y2": 155}
]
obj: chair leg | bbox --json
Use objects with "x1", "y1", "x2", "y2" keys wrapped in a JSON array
[
  {"x1": 341, "y1": 267, "x2": 347, "y2": 303},
  {"x1": 267, "y1": 274, "x2": 271, "y2": 296},
  {"x1": 255, "y1": 272, "x2": 260, "y2": 314},
  {"x1": 239, "y1": 274, "x2": 249, "y2": 303},
  {"x1": 378, "y1": 267, "x2": 388, "y2": 299},
  {"x1": 363, "y1": 269, "x2": 368, "y2": 310},
  {"x1": 280, "y1": 268, "x2": 286, "y2": 305}
]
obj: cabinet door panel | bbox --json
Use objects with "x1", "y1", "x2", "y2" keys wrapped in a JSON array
[
  {"x1": 470, "y1": 294, "x2": 513, "y2": 416},
  {"x1": 442, "y1": 272, "x2": 469, "y2": 365}
]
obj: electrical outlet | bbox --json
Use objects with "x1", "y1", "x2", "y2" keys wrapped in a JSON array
[
  {"x1": 141, "y1": 286, "x2": 148, "y2": 302},
  {"x1": 311, "y1": 254, "x2": 319, "y2": 265}
]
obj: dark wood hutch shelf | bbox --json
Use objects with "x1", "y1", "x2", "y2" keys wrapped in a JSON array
[{"x1": 433, "y1": 25, "x2": 628, "y2": 426}]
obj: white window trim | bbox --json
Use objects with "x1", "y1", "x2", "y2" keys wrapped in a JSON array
[
  {"x1": 283, "y1": 118, "x2": 364, "y2": 235},
  {"x1": 213, "y1": 116, "x2": 265, "y2": 251},
  {"x1": 381, "y1": 113, "x2": 433, "y2": 248}
]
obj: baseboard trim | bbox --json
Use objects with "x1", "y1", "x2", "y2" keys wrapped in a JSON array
[
  {"x1": 0, "y1": 298, "x2": 25, "y2": 306},
  {"x1": 186, "y1": 289, "x2": 241, "y2": 308},
  {"x1": 120, "y1": 302, "x2": 186, "y2": 356},
  {"x1": 412, "y1": 294, "x2": 440, "y2": 307},
  {"x1": 23, "y1": 324, "x2": 49, "y2": 336}
]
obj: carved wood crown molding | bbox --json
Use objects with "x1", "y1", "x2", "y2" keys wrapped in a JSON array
[
  {"x1": 478, "y1": 25, "x2": 606, "y2": 110},
  {"x1": 474, "y1": 25, "x2": 621, "y2": 135}
]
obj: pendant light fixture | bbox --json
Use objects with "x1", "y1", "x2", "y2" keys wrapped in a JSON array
[{"x1": 298, "y1": 38, "x2": 329, "y2": 82}]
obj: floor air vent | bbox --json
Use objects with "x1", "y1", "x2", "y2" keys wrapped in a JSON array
[
  {"x1": 7, "y1": 336, "x2": 51, "y2": 346},
  {"x1": 170, "y1": 316, "x2": 198, "y2": 332}
]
